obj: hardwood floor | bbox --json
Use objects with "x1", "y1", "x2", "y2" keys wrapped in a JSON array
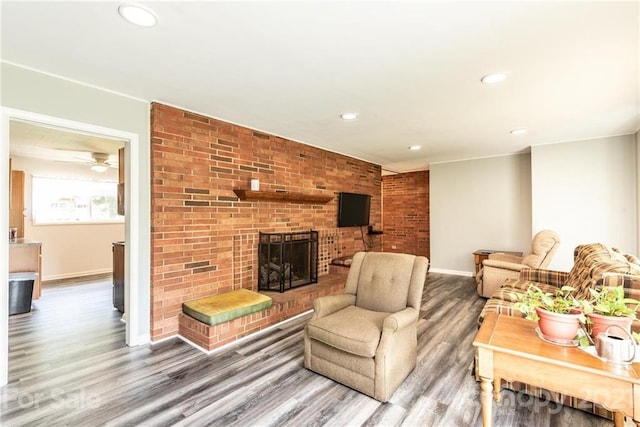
[{"x1": 1, "y1": 273, "x2": 621, "y2": 426}]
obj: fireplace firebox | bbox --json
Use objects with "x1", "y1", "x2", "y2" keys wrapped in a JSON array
[{"x1": 258, "y1": 230, "x2": 318, "y2": 292}]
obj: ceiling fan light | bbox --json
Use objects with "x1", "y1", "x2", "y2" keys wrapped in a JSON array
[{"x1": 91, "y1": 164, "x2": 108, "y2": 173}]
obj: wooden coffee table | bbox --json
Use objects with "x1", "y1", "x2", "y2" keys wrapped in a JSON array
[{"x1": 473, "y1": 312, "x2": 640, "y2": 426}]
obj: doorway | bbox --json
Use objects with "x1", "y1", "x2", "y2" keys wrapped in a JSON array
[{"x1": 1, "y1": 107, "x2": 148, "y2": 386}]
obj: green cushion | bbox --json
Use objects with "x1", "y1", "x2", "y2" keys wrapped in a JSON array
[{"x1": 182, "y1": 289, "x2": 273, "y2": 326}]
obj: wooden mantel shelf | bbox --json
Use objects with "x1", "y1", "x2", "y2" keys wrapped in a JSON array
[{"x1": 233, "y1": 189, "x2": 334, "y2": 204}]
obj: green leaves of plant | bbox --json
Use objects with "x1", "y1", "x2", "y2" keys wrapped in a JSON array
[
  {"x1": 586, "y1": 286, "x2": 640, "y2": 318},
  {"x1": 511, "y1": 283, "x2": 583, "y2": 321}
]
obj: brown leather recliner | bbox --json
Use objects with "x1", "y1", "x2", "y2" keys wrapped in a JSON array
[
  {"x1": 476, "y1": 229, "x2": 560, "y2": 298},
  {"x1": 304, "y1": 251, "x2": 429, "y2": 401}
]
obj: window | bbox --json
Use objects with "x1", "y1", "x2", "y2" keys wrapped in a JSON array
[{"x1": 32, "y1": 176, "x2": 123, "y2": 224}]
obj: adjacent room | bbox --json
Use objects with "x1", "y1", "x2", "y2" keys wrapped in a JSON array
[{"x1": 1, "y1": 1, "x2": 639, "y2": 426}]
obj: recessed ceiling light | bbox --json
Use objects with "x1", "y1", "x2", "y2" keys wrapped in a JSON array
[
  {"x1": 408, "y1": 145, "x2": 421, "y2": 150},
  {"x1": 510, "y1": 128, "x2": 528, "y2": 135},
  {"x1": 340, "y1": 112, "x2": 358, "y2": 120},
  {"x1": 118, "y1": 3, "x2": 157, "y2": 27},
  {"x1": 481, "y1": 73, "x2": 507, "y2": 84}
]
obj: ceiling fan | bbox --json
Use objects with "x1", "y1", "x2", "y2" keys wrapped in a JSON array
[{"x1": 86, "y1": 152, "x2": 117, "y2": 173}]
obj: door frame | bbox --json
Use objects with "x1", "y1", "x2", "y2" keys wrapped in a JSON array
[{"x1": 1, "y1": 107, "x2": 146, "y2": 386}]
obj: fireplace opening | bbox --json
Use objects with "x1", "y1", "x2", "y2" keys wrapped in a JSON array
[{"x1": 258, "y1": 230, "x2": 319, "y2": 292}]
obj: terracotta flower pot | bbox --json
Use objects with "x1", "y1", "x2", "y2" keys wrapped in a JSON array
[
  {"x1": 587, "y1": 312, "x2": 633, "y2": 340},
  {"x1": 536, "y1": 307, "x2": 582, "y2": 342}
]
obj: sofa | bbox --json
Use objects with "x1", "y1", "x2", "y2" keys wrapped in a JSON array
[{"x1": 478, "y1": 242, "x2": 640, "y2": 419}]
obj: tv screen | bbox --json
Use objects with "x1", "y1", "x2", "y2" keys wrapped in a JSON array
[{"x1": 338, "y1": 192, "x2": 371, "y2": 227}]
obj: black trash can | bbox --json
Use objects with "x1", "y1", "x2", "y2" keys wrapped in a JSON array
[{"x1": 8, "y1": 272, "x2": 37, "y2": 315}]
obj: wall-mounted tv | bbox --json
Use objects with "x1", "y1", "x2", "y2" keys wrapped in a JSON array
[{"x1": 338, "y1": 192, "x2": 371, "y2": 227}]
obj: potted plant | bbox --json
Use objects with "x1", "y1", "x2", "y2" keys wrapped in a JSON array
[
  {"x1": 512, "y1": 284, "x2": 587, "y2": 342},
  {"x1": 583, "y1": 286, "x2": 640, "y2": 340}
]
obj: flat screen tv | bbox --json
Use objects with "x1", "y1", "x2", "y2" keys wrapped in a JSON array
[{"x1": 338, "y1": 192, "x2": 371, "y2": 227}]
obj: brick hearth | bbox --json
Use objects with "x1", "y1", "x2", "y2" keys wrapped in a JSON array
[{"x1": 179, "y1": 272, "x2": 347, "y2": 351}]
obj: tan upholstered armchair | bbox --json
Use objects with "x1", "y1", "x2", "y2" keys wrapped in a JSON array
[
  {"x1": 475, "y1": 229, "x2": 560, "y2": 298},
  {"x1": 304, "y1": 251, "x2": 429, "y2": 402}
]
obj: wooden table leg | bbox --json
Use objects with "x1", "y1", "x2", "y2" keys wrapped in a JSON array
[
  {"x1": 493, "y1": 378, "x2": 501, "y2": 402},
  {"x1": 480, "y1": 376, "x2": 493, "y2": 426}
]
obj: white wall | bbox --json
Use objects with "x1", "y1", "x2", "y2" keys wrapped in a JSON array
[
  {"x1": 532, "y1": 135, "x2": 637, "y2": 271},
  {"x1": 430, "y1": 134, "x2": 638, "y2": 276},
  {"x1": 430, "y1": 153, "x2": 532, "y2": 274},
  {"x1": 10, "y1": 155, "x2": 125, "y2": 280}
]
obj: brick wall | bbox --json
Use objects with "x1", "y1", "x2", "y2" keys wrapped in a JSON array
[
  {"x1": 381, "y1": 170, "x2": 429, "y2": 258},
  {"x1": 150, "y1": 103, "x2": 381, "y2": 340}
]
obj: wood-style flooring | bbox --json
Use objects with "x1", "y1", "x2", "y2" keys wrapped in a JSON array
[{"x1": 2, "y1": 273, "x2": 622, "y2": 426}]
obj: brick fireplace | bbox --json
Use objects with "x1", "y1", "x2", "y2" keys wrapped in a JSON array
[
  {"x1": 150, "y1": 102, "x2": 382, "y2": 342},
  {"x1": 258, "y1": 230, "x2": 318, "y2": 292}
]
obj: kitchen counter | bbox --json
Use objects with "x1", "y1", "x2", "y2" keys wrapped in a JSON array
[
  {"x1": 9, "y1": 239, "x2": 42, "y2": 299},
  {"x1": 9, "y1": 238, "x2": 42, "y2": 248}
]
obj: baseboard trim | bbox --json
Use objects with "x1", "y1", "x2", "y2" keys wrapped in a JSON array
[
  {"x1": 42, "y1": 269, "x2": 112, "y2": 282},
  {"x1": 429, "y1": 268, "x2": 473, "y2": 277}
]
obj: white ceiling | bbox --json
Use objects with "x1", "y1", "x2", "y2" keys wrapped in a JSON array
[
  {"x1": 2, "y1": 1, "x2": 639, "y2": 173},
  {"x1": 9, "y1": 120, "x2": 122, "y2": 167}
]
